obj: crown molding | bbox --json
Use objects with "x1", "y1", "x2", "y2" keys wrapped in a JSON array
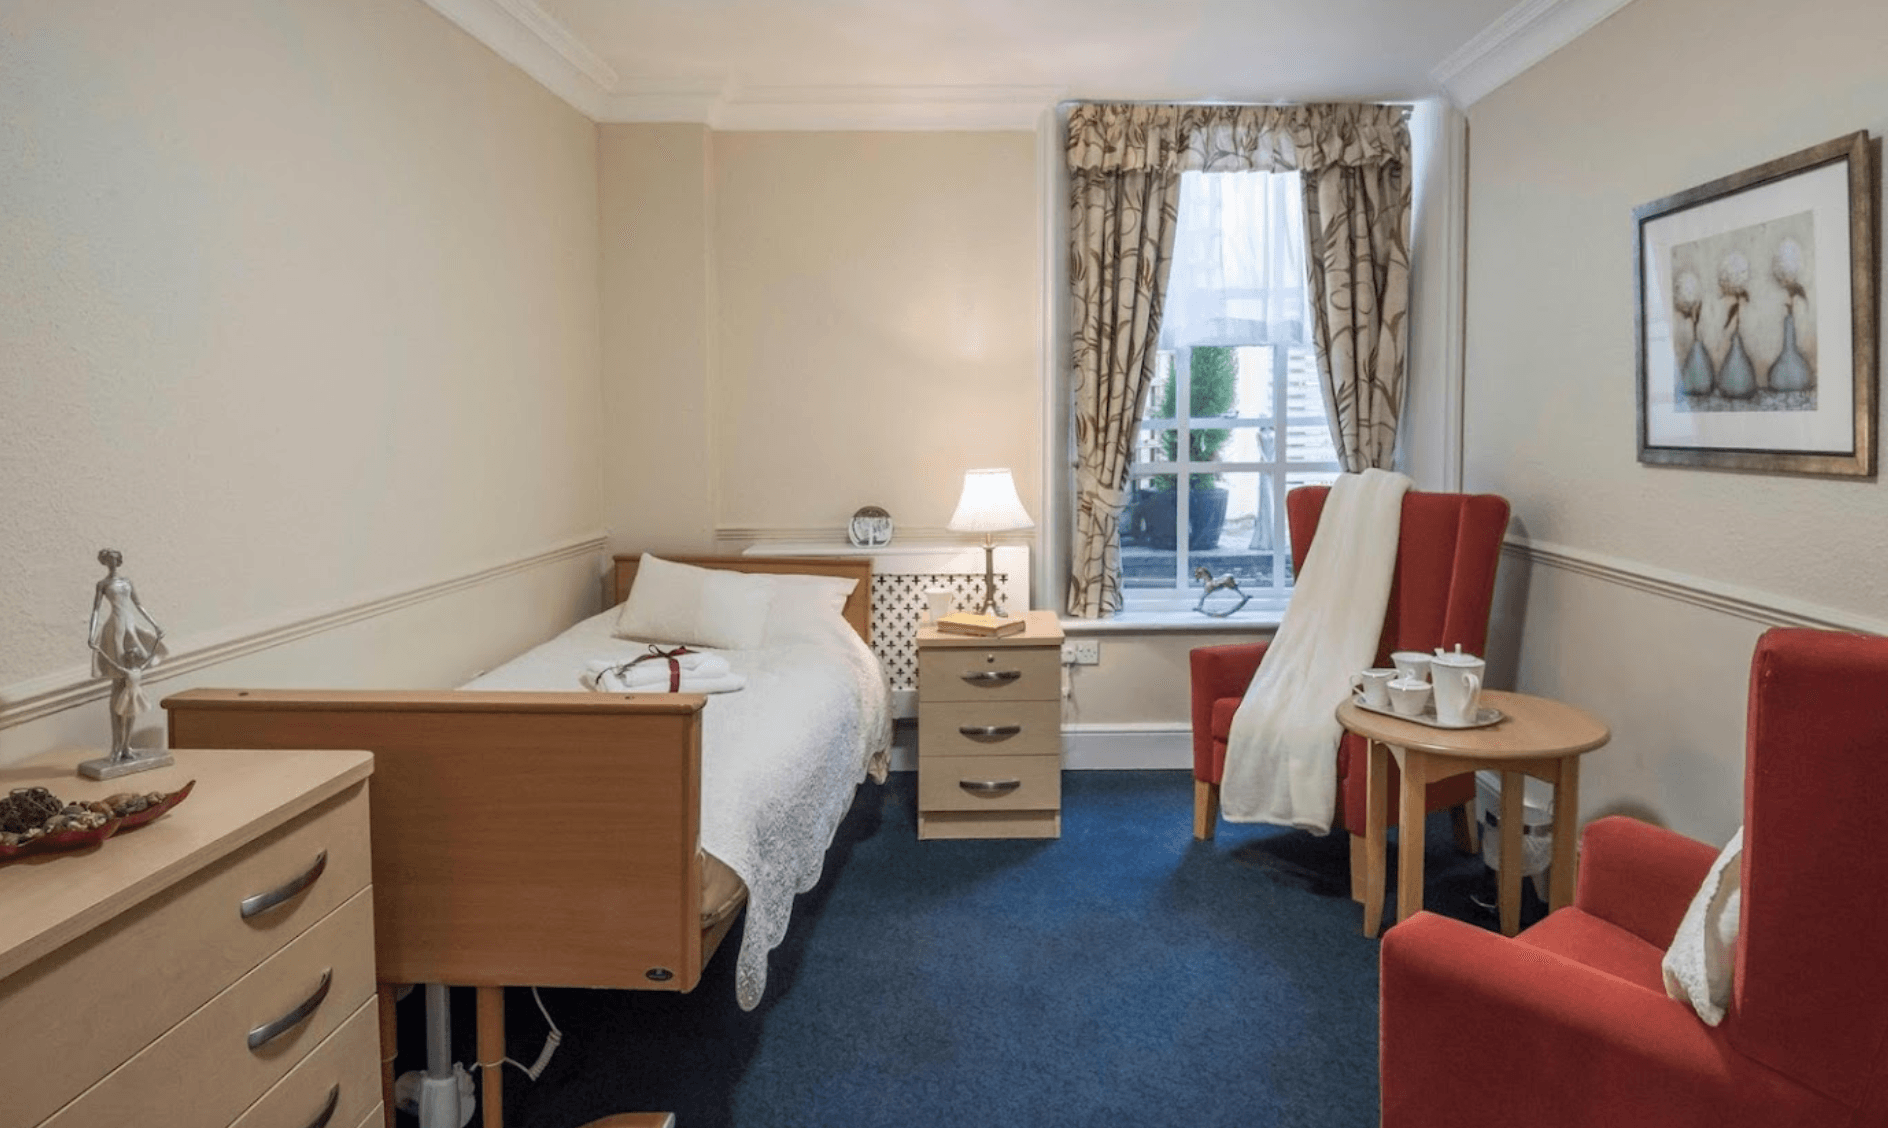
[
  {"x1": 419, "y1": 0, "x2": 611, "y2": 117},
  {"x1": 1431, "y1": 0, "x2": 1638, "y2": 108},
  {"x1": 418, "y1": 0, "x2": 1059, "y2": 129}
]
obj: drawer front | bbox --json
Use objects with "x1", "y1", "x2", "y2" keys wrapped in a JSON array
[
  {"x1": 44, "y1": 888, "x2": 377, "y2": 1128},
  {"x1": 918, "y1": 645, "x2": 1059, "y2": 704},
  {"x1": 351, "y1": 1107, "x2": 386, "y2": 1128},
  {"x1": 2, "y1": 785, "x2": 371, "y2": 1128},
  {"x1": 919, "y1": 754, "x2": 1061, "y2": 813},
  {"x1": 919, "y1": 701, "x2": 1061, "y2": 759},
  {"x1": 230, "y1": 995, "x2": 380, "y2": 1128}
]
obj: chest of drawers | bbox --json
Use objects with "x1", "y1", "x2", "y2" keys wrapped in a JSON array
[
  {"x1": 915, "y1": 609, "x2": 1064, "y2": 839},
  {"x1": 0, "y1": 748, "x2": 378, "y2": 1128}
]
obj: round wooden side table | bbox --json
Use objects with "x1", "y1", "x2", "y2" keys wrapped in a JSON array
[{"x1": 1336, "y1": 690, "x2": 1610, "y2": 938}]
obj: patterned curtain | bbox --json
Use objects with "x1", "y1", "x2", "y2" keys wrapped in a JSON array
[
  {"x1": 1297, "y1": 109, "x2": 1412, "y2": 472},
  {"x1": 1064, "y1": 104, "x2": 1187, "y2": 617},
  {"x1": 1062, "y1": 102, "x2": 1411, "y2": 613}
]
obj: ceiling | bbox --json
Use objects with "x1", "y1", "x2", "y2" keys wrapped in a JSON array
[{"x1": 428, "y1": 0, "x2": 1635, "y2": 125}]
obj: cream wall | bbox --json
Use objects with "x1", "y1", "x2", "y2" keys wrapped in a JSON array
[
  {"x1": 1464, "y1": 0, "x2": 1888, "y2": 842},
  {"x1": 0, "y1": 0, "x2": 604, "y2": 763},
  {"x1": 599, "y1": 123, "x2": 717, "y2": 552},
  {"x1": 599, "y1": 130, "x2": 1041, "y2": 551},
  {"x1": 712, "y1": 132, "x2": 1043, "y2": 538}
]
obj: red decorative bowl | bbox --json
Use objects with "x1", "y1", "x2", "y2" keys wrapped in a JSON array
[{"x1": 0, "y1": 780, "x2": 195, "y2": 864}]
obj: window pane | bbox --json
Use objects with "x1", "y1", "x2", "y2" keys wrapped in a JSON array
[
  {"x1": 1279, "y1": 471, "x2": 1342, "y2": 585},
  {"x1": 1287, "y1": 422, "x2": 1337, "y2": 464},
  {"x1": 1142, "y1": 353, "x2": 1176, "y2": 424},
  {"x1": 1196, "y1": 471, "x2": 1275, "y2": 587},
  {"x1": 1120, "y1": 475, "x2": 1177, "y2": 588},
  {"x1": 1231, "y1": 346, "x2": 1275, "y2": 419},
  {"x1": 1136, "y1": 426, "x2": 1178, "y2": 469},
  {"x1": 1217, "y1": 424, "x2": 1276, "y2": 463}
]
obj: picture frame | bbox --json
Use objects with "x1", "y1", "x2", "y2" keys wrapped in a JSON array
[{"x1": 1634, "y1": 131, "x2": 1878, "y2": 476}]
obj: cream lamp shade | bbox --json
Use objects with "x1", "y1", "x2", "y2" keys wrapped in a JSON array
[
  {"x1": 947, "y1": 469, "x2": 1034, "y2": 535},
  {"x1": 947, "y1": 469, "x2": 1031, "y2": 616}
]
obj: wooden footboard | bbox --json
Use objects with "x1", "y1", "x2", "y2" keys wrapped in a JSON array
[{"x1": 165, "y1": 689, "x2": 716, "y2": 992}]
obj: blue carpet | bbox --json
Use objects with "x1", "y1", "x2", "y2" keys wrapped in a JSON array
[{"x1": 413, "y1": 770, "x2": 1531, "y2": 1128}]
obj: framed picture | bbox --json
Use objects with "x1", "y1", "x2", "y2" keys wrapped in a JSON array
[{"x1": 1634, "y1": 131, "x2": 1877, "y2": 476}]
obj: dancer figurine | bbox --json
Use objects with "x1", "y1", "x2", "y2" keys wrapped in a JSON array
[{"x1": 80, "y1": 549, "x2": 175, "y2": 779}]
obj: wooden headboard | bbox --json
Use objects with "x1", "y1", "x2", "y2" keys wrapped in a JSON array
[{"x1": 611, "y1": 554, "x2": 873, "y2": 644}]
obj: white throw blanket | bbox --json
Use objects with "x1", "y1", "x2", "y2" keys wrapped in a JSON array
[{"x1": 1221, "y1": 468, "x2": 1411, "y2": 832}]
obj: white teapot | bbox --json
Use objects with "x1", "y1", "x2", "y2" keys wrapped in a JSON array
[{"x1": 1430, "y1": 645, "x2": 1485, "y2": 726}]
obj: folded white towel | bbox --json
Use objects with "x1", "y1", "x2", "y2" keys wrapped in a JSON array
[
  {"x1": 1221, "y1": 468, "x2": 1411, "y2": 833},
  {"x1": 587, "y1": 651, "x2": 732, "y2": 684},
  {"x1": 582, "y1": 659, "x2": 747, "y2": 695}
]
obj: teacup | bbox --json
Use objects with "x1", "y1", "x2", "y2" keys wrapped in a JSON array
[
  {"x1": 1431, "y1": 646, "x2": 1486, "y2": 725},
  {"x1": 1351, "y1": 667, "x2": 1398, "y2": 709},
  {"x1": 1387, "y1": 677, "x2": 1432, "y2": 718},
  {"x1": 1390, "y1": 651, "x2": 1432, "y2": 683}
]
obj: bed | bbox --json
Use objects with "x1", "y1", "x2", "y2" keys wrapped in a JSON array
[{"x1": 163, "y1": 554, "x2": 890, "y2": 1122}]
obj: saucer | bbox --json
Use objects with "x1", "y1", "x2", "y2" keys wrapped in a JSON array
[{"x1": 1350, "y1": 694, "x2": 1504, "y2": 730}]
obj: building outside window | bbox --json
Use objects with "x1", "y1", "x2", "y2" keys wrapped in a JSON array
[{"x1": 1119, "y1": 169, "x2": 1340, "y2": 612}]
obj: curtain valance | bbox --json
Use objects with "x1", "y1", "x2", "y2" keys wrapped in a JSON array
[{"x1": 1065, "y1": 102, "x2": 1407, "y2": 176}]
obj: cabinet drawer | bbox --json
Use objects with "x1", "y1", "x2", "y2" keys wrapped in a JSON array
[
  {"x1": 919, "y1": 701, "x2": 1061, "y2": 759},
  {"x1": 230, "y1": 994, "x2": 380, "y2": 1128},
  {"x1": 44, "y1": 888, "x2": 376, "y2": 1128},
  {"x1": 918, "y1": 754, "x2": 1061, "y2": 813},
  {"x1": 2, "y1": 784, "x2": 371, "y2": 1128},
  {"x1": 918, "y1": 646, "x2": 1059, "y2": 704}
]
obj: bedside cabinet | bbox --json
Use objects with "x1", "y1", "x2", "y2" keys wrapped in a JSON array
[{"x1": 915, "y1": 609, "x2": 1064, "y2": 839}]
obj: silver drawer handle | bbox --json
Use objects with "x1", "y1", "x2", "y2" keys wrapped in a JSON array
[
  {"x1": 241, "y1": 850, "x2": 328, "y2": 920},
  {"x1": 958, "y1": 724, "x2": 1022, "y2": 742},
  {"x1": 300, "y1": 1085, "x2": 341, "y2": 1128},
  {"x1": 249, "y1": 968, "x2": 332, "y2": 1051},
  {"x1": 959, "y1": 778, "x2": 1021, "y2": 797},
  {"x1": 960, "y1": 670, "x2": 1021, "y2": 686}
]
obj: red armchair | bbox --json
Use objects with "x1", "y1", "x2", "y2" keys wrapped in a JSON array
[
  {"x1": 1189, "y1": 486, "x2": 1511, "y2": 895},
  {"x1": 1380, "y1": 628, "x2": 1888, "y2": 1128}
]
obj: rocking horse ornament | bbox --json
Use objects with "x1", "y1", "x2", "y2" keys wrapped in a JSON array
[{"x1": 1193, "y1": 567, "x2": 1251, "y2": 618}]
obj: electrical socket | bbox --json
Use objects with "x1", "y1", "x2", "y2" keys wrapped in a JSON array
[{"x1": 1062, "y1": 639, "x2": 1101, "y2": 666}]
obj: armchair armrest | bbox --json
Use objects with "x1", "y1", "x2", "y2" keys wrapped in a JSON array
[
  {"x1": 1576, "y1": 815, "x2": 1720, "y2": 950},
  {"x1": 1189, "y1": 643, "x2": 1268, "y2": 778},
  {"x1": 1380, "y1": 912, "x2": 1818, "y2": 1127}
]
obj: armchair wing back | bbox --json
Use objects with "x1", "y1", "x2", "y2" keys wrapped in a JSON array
[
  {"x1": 1190, "y1": 487, "x2": 1511, "y2": 853},
  {"x1": 1379, "y1": 627, "x2": 1888, "y2": 1128}
]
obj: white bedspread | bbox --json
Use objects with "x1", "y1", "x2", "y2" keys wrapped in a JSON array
[{"x1": 461, "y1": 608, "x2": 893, "y2": 1009}]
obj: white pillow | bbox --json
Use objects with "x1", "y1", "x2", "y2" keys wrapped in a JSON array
[
  {"x1": 1660, "y1": 826, "x2": 1744, "y2": 1026},
  {"x1": 765, "y1": 573, "x2": 859, "y2": 644},
  {"x1": 613, "y1": 555, "x2": 774, "y2": 650}
]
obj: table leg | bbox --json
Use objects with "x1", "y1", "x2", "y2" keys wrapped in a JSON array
[
  {"x1": 1362, "y1": 738, "x2": 1388, "y2": 938},
  {"x1": 1499, "y1": 770, "x2": 1524, "y2": 936},
  {"x1": 1549, "y1": 756, "x2": 1581, "y2": 912},
  {"x1": 478, "y1": 986, "x2": 505, "y2": 1128},
  {"x1": 1396, "y1": 749, "x2": 1427, "y2": 926}
]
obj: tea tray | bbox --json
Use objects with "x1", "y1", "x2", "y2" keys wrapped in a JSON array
[{"x1": 1350, "y1": 694, "x2": 1504, "y2": 730}]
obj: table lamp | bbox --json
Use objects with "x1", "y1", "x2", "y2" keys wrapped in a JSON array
[{"x1": 946, "y1": 468, "x2": 1033, "y2": 617}]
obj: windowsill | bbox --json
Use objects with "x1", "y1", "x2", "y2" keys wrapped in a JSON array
[{"x1": 1058, "y1": 607, "x2": 1283, "y2": 635}]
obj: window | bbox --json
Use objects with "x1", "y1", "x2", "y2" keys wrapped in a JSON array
[{"x1": 1118, "y1": 170, "x2": 1340, "y2": 611}]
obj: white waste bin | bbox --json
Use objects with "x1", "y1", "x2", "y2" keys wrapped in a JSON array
[{"x1": 1476, "y1": 771, "x2": 1554, "y2": 897}]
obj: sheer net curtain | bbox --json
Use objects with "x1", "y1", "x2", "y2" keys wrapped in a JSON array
[{"x1": 1161, "y1": 170, "x2": 1311, "y2": 353}]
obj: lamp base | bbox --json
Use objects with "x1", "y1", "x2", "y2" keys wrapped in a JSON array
[{"x1": 973, "y1": 538, "x2": 1007, "y2": 617}]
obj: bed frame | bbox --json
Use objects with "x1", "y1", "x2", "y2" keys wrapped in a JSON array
[{"x1": 162, "y1": 553, "x2": 872, "y2": 1127}]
